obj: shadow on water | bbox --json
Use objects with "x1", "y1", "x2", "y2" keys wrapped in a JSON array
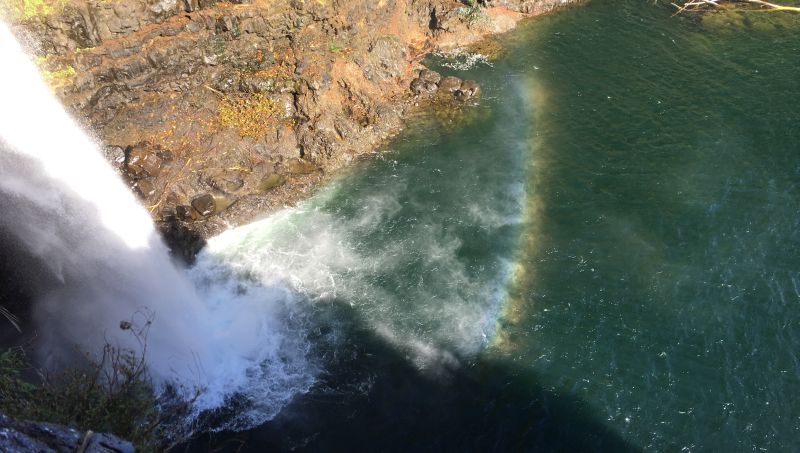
[
  {"x1": 188, "y1": 301, "x2": 639, "y2": 453},
  {"x1": 2, "y1": 134, "x2": 637, "y2": 453}
]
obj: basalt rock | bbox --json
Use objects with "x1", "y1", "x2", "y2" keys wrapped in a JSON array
[
  {"x1": 8, "y1": 0, "x2": 584, "y2": 261},
  {"x1": 456, "y1": 79, "x2": 481, "y2": 100},
  {"x1": 285, "y1": 158, "x2": 317, "y2": 175},
  {"x1": 0, "y1": 414, "x2": 134, "y2": 453},
  {"x1": 191, "y1": 193, "x2": 216, "y2": 216},
  {"x1": 410, "y1": 77, "x2": 437, "y2": 96},
  {"x1": 125, "y1": 143, "x2": 166, "y2": 178},
  {"x1": 410, "y1": 69, "x2": 442, "y2": 96},
  {"x1": 258, "y1": 173, "x2": 287, "y2": 192},
  {"x1": 102, "y1": 145, "x2": 126, "y2": 173},
  {"x1": 437, "y1": 75, "x2": 462, "y2": 93}
]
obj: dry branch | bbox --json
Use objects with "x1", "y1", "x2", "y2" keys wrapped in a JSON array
[{"x1": 672, "y1": 0, "x2": 800, "y2": 13}]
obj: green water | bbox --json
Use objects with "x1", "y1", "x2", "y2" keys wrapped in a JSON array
[{"x1": 199, "y1": 1, "x2": 800, "y2": 450}]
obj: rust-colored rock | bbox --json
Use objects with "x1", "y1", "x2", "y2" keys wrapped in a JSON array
[{"x1": 9, "y1": 0, "x2": 584, "y2": 260}]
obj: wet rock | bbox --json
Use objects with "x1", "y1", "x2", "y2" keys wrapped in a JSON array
[
  {"x1": 224, "y1": 178, "x2": 244, "y2": 192},
  {"x1": 191, "y1": 193, "x2": 216, "y2": 216},
  {"x1": 418, "y1": 69, "x2": 442, "y2": 84},
  {"x1": 410, "y1": 77, "x2": 438, "y2": 96},
  {"x1": 0, "y1": 414, "x2": 134, "y2": 453},
  {"x1": 456, "y1": 79, "x2": 481, "y2": 100},
  {"x1": 159, "y1": 218, "x2": 207, "y2": 264},
  {"x1": 214, "y1": 196, "x2": 236, "y2": 213},
  {"x1": 437, "y1": 75, "x2": 463, "y2": 93},
  {"x1": 133, "y1": 178, "x2": 156, "y2": 198},
  {"x1": 285, "y1": 158, "x2": 317, "y2": 175},
  {"x1": 102, "y1": 145, "x2": 126, "y2": 172},
  {"x1": 257, "y1": 173, "x2": 287, "y2": 192},
  {"x1": 126, "y1": 145, "x2": 164, "y2": 178},
  {"x1": 175, "y1": 204, "x2": 198, "y2": 221}
]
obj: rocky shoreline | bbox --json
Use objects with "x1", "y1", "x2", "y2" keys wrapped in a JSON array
[{"x1": 6, "y1": 0, "x2": 581, "y2": 261}]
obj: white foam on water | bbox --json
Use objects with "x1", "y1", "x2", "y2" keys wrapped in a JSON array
[
  {"x1": 199, "y1": 172, "x2": 522, "y2": 376},
  {"x1": 434, "y1": 49, "x2": 494, "y2": 71}
]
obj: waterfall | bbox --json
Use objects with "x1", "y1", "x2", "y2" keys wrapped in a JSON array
[{"x1": 0, "y1": 23, "x2": 316, "y2": 429}]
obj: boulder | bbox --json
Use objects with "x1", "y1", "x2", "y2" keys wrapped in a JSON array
[
  {"x1": 437, "y1": 76, "x2": 463, "y2": 93},
  {"x1": 458, "y1": 79, "x2": 481, "y2": 97},
  {"x1": 175, "y1": 205, "x2": 198, "y2": 221},
  {"x1": 258, "y1": 173, "x2": 287, "y2": 192},
  {"x1": 418, "y1": 69, "x2": 442, "y2": 84},
  {"x1": 126, "y1": 146, "x2": 164, "y2": 178},
  {"x1": 102, "y1": 145, "x2": 126, "y2": 170},
  {"x1": 410, "y1": 77, "x2": 438, "y2": 96},
  {"x1": 133, "y1": 178, "x2": 156, "y2": 198},
  {"x1": 190, "y1": 194, "x2": 216, "y2": 216}
]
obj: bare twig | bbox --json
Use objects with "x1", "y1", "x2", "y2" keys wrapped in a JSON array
[
  {"x1": 0, "y1": 305, "x2": 21, "y2": 333},
  {"x1": 672, "y1": 0, "x2": 800, "y2": 13},
  {"x1": 746, "y1": 0, "x2": 800, "y2": 10},
  {"x1": 203, "y1": 85, "x2": 225, "y2": 97}
]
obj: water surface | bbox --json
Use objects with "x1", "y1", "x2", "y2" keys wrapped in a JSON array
[{"x1": 197, "y1": 1, "x2": 800, "y2": 450}]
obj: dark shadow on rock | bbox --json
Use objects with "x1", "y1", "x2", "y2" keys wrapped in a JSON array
[
  {"x1": 158, "y1": 216, "x2": 207, "y2": 265},
  {"x1": 185, "y1": 302, "x2": 641, "y2": 453},
  {"x1": 0, "y1": 228, "x2": 54, "y2": 345}
]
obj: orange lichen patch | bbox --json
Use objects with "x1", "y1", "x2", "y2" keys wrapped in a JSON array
[{"x1": 218, "y1": 92, "x2": 284, "y2": 139}]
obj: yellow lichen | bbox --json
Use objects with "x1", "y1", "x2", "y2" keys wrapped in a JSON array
[
  {"x1": 41, "y1": 65, "x2": 76, "y2": 89},
  {"x1": 33, "y1": 55, "x2": 76, "y2": 90},
  {"x1": 218, "y1": 93, "x2": 285, "y2": 139},
  {"x1": 1, "y1": 0, "x2": 70, "y2": 21}
]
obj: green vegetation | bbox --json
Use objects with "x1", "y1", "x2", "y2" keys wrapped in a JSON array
[
  {"x1": 32, "y1": 55, "x2": 77, "y2": 90},
  {"x1": 0, "y1": 317, "x2": 191, "y2": 451},
  {"x1": 0, "y1": 0, "x2": 69, "y2": 21},
  {"x1": 458, "y1": 0, "x2": 486, "y2": 25},
  {"x1": 41, "y1": 65, "x2": 76, "y2": 89}
]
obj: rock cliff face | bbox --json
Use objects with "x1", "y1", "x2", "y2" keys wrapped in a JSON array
[{"x1": 6, "y1": 0, "x2": 578, "y2": 260}]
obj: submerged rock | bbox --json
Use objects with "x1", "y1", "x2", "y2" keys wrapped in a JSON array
[{"x1": 456, "y1": 79, "x2": 481, "y2": 100}]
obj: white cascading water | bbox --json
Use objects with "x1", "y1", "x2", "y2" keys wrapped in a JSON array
[{"x1": 0, "y1": 23, "x2": 316, "y2": 429}]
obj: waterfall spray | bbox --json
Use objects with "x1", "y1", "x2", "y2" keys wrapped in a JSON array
[{"x1": 0, "y1": 23, "x2": 317, "y2": 428}]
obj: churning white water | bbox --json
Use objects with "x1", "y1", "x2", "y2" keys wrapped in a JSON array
[{"x1": 0, "y1": 23, "x2": 316, "y2": 430}]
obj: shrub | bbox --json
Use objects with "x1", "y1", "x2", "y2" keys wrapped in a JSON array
[{"x1": 0, "y1": 315, "x2": 192, "y2": 451}]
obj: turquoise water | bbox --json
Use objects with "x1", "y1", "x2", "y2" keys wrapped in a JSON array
[{"x1": 196, "y1": 1, "x2": 800, "y2": 450}]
